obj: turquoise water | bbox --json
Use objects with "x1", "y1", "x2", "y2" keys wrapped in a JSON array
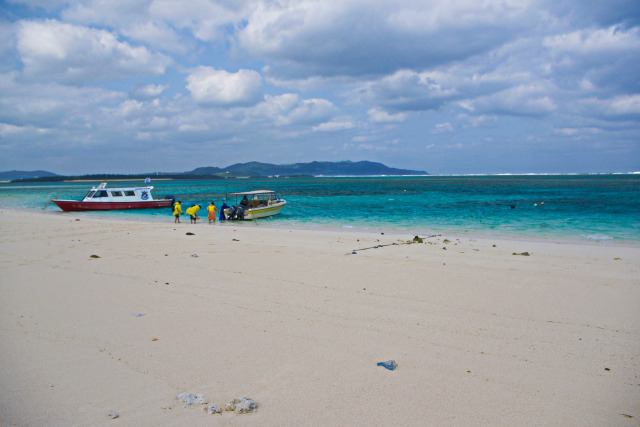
[{"x1": 1, "y1": 175, "x2": 639, "y2": 243}]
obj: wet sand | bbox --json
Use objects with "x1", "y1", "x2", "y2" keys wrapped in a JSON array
[{"x1": 1, "y1": 209, "x2": 638, "y2": 426}]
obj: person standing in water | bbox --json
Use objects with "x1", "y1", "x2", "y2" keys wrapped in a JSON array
[
  {"x1": 185, "y1": 205, "x2": 201, "y2": 224},
  {"x1": 173, "y1": 200, "x2": 183, "y2": 223},
  {"x1": 219, "y1": 202, "x2": 228, "y2": 221},
  {"x1": 207, "y1": 202, "x2": 219, "y2": 224}
]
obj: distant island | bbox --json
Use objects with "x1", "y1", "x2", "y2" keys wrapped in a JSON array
[{"x1": 3, "y1": 161, "x2": 428, "y2": 182}]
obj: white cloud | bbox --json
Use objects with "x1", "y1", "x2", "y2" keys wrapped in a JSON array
[
  {"x1": 544, "y1": 25, "x2": 640, "y2": 55},
  {"x1": 16, "y1": 19, "x2": 171, "y2": 83},
  {"x1": 463, "y1": 84, "x2": 557, "y2": 116},
  {"x1": 0, "y1": 73, "x2": 126, "y2": 128},
  {"x1": 61, "y1": 0, "x2": 151, "y2": 25},
  {"x1": 121, "y1": 21, "x2": 189, "y2": 54},
  {"x1": 2, "y1": 0, "x2": 640, "y2": 174},
  {"x1": 130, "y1": 83, "x2": 168, "y2": 100},
  {"x1": 357, "y1": 69, "x2": 459, "y2": 112},
  {"x1": 150, "y1": 0, "x2": 249, "y2": 41},
  {"x1": 252, "y1": 95, "x2": 337, "y2": 126},
  {"x1": 117, "y1": 100, "x2": 144, "y2": 116},
  {"x1": 179, "y1": 123, "x2": 209, "y2": 132},
  {"x1": 312, "y1": 120, "x2": 354, "y2": 132},
  {"x1": 186, "y1": 66, "x2": 263, "y2": 107},
  {"x1": 238, "y1": 0, "x2": 536, "y2": 79},
  {"x1": 367, "y1": 108, "x2": 407, "y2": 123},
  {"x1": 432, "y1": 122, "x2": 453, "y2": 133},
  {"x1": 606, "y1": 94, "x2": 640, "y2": 115}
]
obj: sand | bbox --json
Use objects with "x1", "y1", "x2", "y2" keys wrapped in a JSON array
[{"x1": 0, "y1": 209, "x2": 638, "y2": 426}]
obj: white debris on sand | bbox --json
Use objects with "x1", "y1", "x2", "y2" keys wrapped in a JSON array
[
  {"x1": 225, "y1": 397, "x2": 258, "y2": 414},
  {"x1": 177, "y1": 392, "x2": 257, "y2": 415},
  {"x1": 202, "y1": 404, "x2": 222, "y2": 414},
  {"x1": 177, "y1": 392, "x2": 208, "y2": 408}
]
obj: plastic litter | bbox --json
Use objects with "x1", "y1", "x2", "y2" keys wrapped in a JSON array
[
  {"x1": 132, "y1": 313, "x2": 145, "y2": 317},
  {"x1": 107, "y1": 411, "x2": 119, "y2": 419},
  {"x1": 377, "y1": 360, "x2": 398, "y2": 370},
  {"x1": 191, "y1": 254, "x2": 198, "y2": 257}
]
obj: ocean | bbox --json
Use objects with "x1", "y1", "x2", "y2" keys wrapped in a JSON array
[{"x1": 1, "y1": 174, "x2": 639, "y2": 244}]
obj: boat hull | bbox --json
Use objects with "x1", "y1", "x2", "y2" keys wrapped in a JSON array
[
  {"x1": 52, "y1": 199, "x2": 173, "y2": 212},
  {"x1": 242, "y1": 201, "x2": 286, "y2": 220},
  {"x1": 224, "y1": 201, "x2": 286, "y2": 220}
]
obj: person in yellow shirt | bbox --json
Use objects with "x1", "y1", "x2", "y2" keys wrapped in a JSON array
[
  {"x1": 207, "y1": 202, "x2": 219, "y2": 224},
  {"x1": 173, "y1": 201, "x2": 183, "y2": 223},
  {"x1": 185, "y1": 205, "x2": 201, "y2": 224}
]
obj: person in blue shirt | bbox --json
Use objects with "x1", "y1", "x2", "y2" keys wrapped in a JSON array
[{"x1": 219, "y1": 202, "x2": 228, "y2": 220}]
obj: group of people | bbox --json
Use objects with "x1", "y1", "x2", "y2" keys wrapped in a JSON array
[
  {"x1": 173, "y1": 195, "x2": 250, "y2": 224},
  {"x1": 172, "y1": 201, "x2": 226, "y2": 224}
]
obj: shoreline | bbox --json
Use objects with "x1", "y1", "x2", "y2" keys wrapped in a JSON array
[
  {"x1": 1, "y1": 208, "x2": 639, "y2": 425},
  {"x1": 15, "y1": 207, "x2": 640, "y2": 249}
]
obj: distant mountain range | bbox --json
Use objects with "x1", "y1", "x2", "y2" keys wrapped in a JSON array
[
  {"x1": 2, "y1": 161, "x2": 428, "y2": 182},
  {"x1": 187, "y1": 161, "x2": 427, "y2": 177},
  {"x1": 0, "y1": 170, "x2": 60, "y2": 181}
]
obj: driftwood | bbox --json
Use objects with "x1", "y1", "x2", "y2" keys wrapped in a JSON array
[{"x1": 351, "y1": 235, "x2": 440, "y2": 253}]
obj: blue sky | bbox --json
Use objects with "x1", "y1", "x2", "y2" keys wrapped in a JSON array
[{"x1": 0, "y1": 0, "x2": 639, "y2": 175}]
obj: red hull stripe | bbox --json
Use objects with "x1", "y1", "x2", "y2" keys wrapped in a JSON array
[{"x1": 53, "y1": 200, "x2": 173, "y2": 211}]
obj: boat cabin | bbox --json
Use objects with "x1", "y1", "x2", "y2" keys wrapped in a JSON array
[
  {"x1": 228, "y1": 190, "x2": 281, "y2": 208},
  {"x1": 82, "y1": 182, "x2": 155, "y2": 202}
]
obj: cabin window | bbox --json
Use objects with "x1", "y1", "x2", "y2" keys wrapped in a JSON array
[
  {"x1": 111, "y1": 191, "x2": 122, "y2": 197},
  {"x1": 93, "y1": 190, "x2": 108, "y2": 198},
  {"x1": 86, "y1": 191, "x2": 96, "y2": 198},
  {"x1": 124, "y1": 191, "x2": 135, "y2": 196}
]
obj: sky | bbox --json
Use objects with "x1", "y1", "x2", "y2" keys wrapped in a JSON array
[{"x1": 0, "y1": 0, "x2": 639, "y2": 175}]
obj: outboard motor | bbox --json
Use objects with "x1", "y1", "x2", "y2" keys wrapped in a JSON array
[
  {"x1": 227, "y1": 205, "x2": 238, "y2": 219},
  {"x1": 165, "y1": 195, "x2": 175, "y2": 207},
  {"x1": 236, "y1": 206, "x2": 245, "y2": 220}
]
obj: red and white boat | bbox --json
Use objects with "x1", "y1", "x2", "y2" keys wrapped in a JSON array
[{"x1": 52, "y1": 181, "x2": 174, "y2": 211}]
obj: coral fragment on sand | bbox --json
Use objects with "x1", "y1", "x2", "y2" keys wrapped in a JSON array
[
  {"x1": 177, "y1": 392, "x2": 208, "y2": 408},
  {"x1": 203, "y1": 404, "x2": 222, "y2": 414},
  {"x1": 225, "y1": 397, "x2": 258, "y2": 413}
]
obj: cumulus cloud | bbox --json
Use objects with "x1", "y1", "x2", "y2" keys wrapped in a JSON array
[
  {"x1": 2, "y1": 0, "x2": 639, "y2": 173},
  {"x1": 238, "y1": 0, "x2": 535, "y2": 79},
  {"x1": 367, "y1": 108, "x2": 407, "y2": 123},
  {"x1": 0, "y1": 73, "x2": 125, "y2": 128},
  {"x1": 251, "y1": 94, "x2": 337, "y2": 126},
  {"x1": 121, "y1": 20, "x2": 190, "y2": 54},
  {"x1": 580, "y1": 94, "x2": 640, "y2": 118},
  {"x1": 432, "y1": 122, "x2": 454, "y2": 134},
  {"x1": 130, "y1": 83, "x2": 168, "y2": 100},
  {"x1": 543, "y1": 25, "x2": 640, "y2": 93},
  {"x1": 607, "y1": 94, "x2": 640, "y2": 115},
  {"x1": 16, "y1": 19, "x2": 171, "y2": 83},
  {"x1": 357, "y1": 69, "x2": 458, "y2": 112},
  {"x1": 186, "y1": 66, "x2": 263, "y2": 107},
  {"x1": 462, "y1": 84, "x2": 558, "y2": 116},
  {"x1": 312, "y1": 120, "x2": 354, "y2": 132},
  {"x1": 150, "y1": 0, "x2": 250, "y2": 41}
]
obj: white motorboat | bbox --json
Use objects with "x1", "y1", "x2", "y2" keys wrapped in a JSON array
[
  {"x1": 52, "y1": 181, "x2": 174, "y2": 211},
  {"x1": 223, "y1": 190, "x2": 286, "y2": 220}
]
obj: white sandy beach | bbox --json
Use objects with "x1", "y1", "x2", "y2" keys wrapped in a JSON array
[{"x1": 0, "y1": 209, "x2": 638, "y2": 426}]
